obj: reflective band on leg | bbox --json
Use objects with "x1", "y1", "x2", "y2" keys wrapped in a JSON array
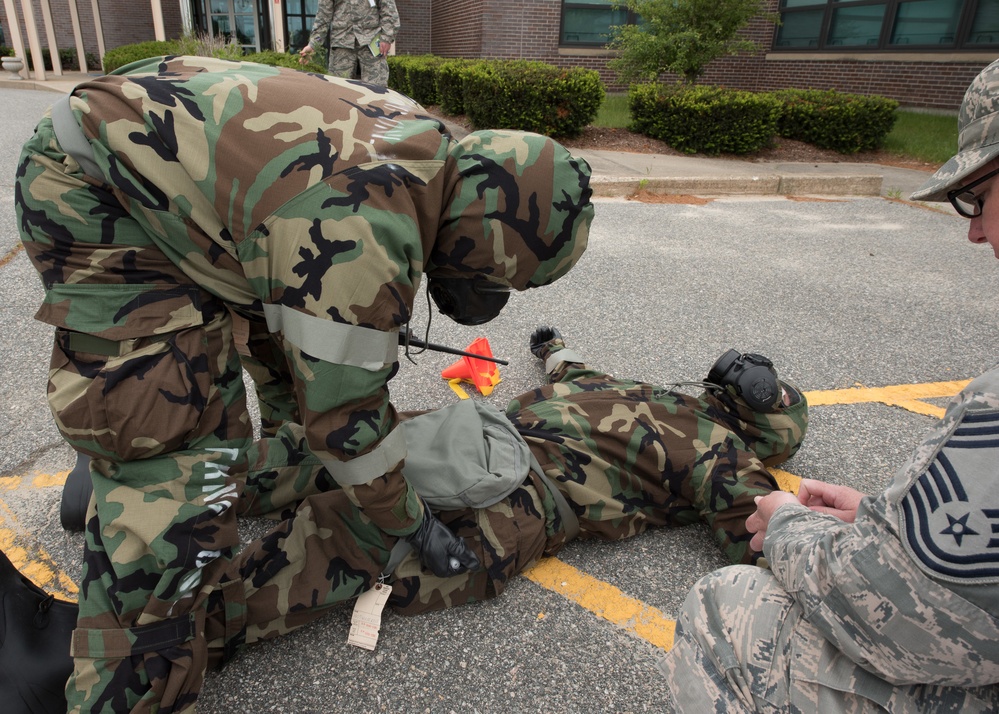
[
  {"x1": 545, "y1": 349, "x2": 586, "y2": 374},
  {"x1": 262, "y1": 303, "x2": 397, "y2": 371},
  {"x1": 317, "y1": 426, "x2": 407, "y2": 486}
]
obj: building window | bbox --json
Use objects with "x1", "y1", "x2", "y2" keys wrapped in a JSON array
[
  {"x1": 190, "y1": 0, "x2": 263, "y2": 52},
  {"x1": 775, "y1": 0, "x2": 999, "y2": 50},
  {"x1": 285, "y1": 0, "x2": 319, "y2": 54},
  {"x1": 560, "y1": 1, "x2": 640, "y2": 46}
]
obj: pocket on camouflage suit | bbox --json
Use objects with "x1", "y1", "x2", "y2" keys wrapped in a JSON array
[{"x1": 49, "y1": 313, "x2": 223, "y2": 462}]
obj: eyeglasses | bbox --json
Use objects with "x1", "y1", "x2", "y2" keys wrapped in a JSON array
[{"x1": 947, "y1": 166, "x2": 999, "y2": 218}]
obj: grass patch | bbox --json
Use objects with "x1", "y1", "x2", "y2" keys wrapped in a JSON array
[
  {"x1": 882, "y1": 110, "x2": 957, "y2": 164},
  {"x1": 594, "y1": 92, "x2": 631, "y2": 129}
]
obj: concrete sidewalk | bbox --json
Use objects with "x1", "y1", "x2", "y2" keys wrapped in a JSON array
[{"x1": 0, "y1": 70, "x2": 936, "y2": 200}]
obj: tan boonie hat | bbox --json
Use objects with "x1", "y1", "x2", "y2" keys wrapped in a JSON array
[{"x1": 911, "y1": 58, "x2": 999, "y2": 202}]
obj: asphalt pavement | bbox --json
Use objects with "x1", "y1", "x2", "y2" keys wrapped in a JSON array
[{"x1": 2, "y1": 81, "x2": 996, "y2": 714}]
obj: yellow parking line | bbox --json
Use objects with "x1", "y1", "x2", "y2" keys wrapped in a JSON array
[
  {"x1": 0, "y1": 498, "x2": 78, "y2": 600},
  {"x1": 523, "y1": 557, "x2": 675, "y2": 650},
  {"x1": 803, "y1": 379, "x2": 971, "y2": 419}
]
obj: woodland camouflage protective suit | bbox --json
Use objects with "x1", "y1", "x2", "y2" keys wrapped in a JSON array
[{"x1": 15, "y1": 56, "x2": 591, "y2": 712}]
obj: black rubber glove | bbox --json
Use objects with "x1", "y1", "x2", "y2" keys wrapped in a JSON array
[
  {"x1": 529, "y1": 325, "x2": 562, "y2": 358},
  {"x1": 406, "y1": 502, "x2": 481, "y2": 577}
]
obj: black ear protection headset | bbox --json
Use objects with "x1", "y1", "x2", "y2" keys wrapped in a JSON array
[{"x1": 707, "y1": 350, "x2": 781, "y2": 411}]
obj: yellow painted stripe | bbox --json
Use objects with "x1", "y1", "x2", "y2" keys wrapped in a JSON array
[
  {"x1": 0, "y1": 498, "x2": 78, "y2": 600},
  {"x1": 523, "y1": 557, "x2": 675, "y2": 650},
  {"x1": 803, "y1": 379, "x2": 969, "y2": 417},
  {"x1": 770, "y1": 467, "x2": 801, "y2": 494}
]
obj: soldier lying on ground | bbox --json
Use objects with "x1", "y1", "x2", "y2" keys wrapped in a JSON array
[{"x1": 2, "y1": 328, "x2": 808, "y2": 712}]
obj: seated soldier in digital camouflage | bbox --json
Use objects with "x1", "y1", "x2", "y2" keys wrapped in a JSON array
[
  {"x1": 14, "y1": 55, "x2": 592, "y2": 712},
  {"x1": 2, "y1": 327, "x2": 808, "y2": 712},
  {"x1": 662, "y1": 59, "x2": 999, "y2": 714}
]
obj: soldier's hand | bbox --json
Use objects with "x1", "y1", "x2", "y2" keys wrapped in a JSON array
[
  {"x1": 797, "y1": 479, "x2": 865, "y2": 522},
  {"x1": 747, "y1": 491, "x2": 801, "y2": 552},
  {"x1": 406, "y1": 504, "x2": 480, "y2": 577},
  {"x1": 298, "y1": 45, "x2": 314, "y2": 64}
]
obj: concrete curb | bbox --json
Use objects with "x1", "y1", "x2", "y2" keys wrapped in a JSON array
[{"x1": 589, "y1": 174, "x2": 884, "y2": 198}]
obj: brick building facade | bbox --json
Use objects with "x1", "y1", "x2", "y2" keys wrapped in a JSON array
[
  {"x1": 396, "y1": 0, "x2": 993, "y2": 111},
  {"x1": 2, "y1": 0, "x2": 993, "y2": 110}
]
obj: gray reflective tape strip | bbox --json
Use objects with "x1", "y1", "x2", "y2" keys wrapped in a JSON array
[
  {"x1": 51, "y1": 95, "x2": 104, "y2": 181},
  {"x1": 382, "y1": 539, "x2": 414, "y2": 577},
  {"x1": 529, "y1": 453, "x2": 580, "y2": 542},
  {"x1": 545, "y1": 348, "x2": 586, "y2": 374},
  {"x1": 318, "y1": 425, "x2": 407, "y2": 486},
  {"x1": 263, "y1": 303, "x2": 397, "y2": 371}
]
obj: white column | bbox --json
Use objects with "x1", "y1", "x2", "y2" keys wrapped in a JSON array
[
  {"x1": 272, "y1": 0, "x2": 285, "y2": 52},
  {"x1": 17, "y1": 0, "x2": 45, "y2": 80},
  {"x1": 38, "y1": 0, "x2": 64, "y2": 75},
  {"x1": 1, "y1": 0, "x2": 26, "y2": 76},
  {"x1": 67, "y1": 0, "x2": 89, "y2": 73},
  {"x1": 150, "y1": 0, "x2": 166, "y2": 41},
  {"x1": 179, "y1": 0, "x2": 193, "y2": 36},
  {"x1": 89, "y1": 0, "x2": 106, "y2": 60}
]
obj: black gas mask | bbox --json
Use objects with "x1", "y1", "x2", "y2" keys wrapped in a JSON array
[
  {"x1": 707, "y1": 350, "x2": 781, "y2": 411},
  {"x1": 427, "y1": 276, "x2": 512, "y2": 326}
]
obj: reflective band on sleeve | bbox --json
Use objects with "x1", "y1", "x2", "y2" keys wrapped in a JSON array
[
  {"x1": 263, "y1": 303, "x2": 397, "y2": 371},
  {"x1": 545, "y1": 349, "x2": 586, "y2": 374},
  {"x1": 51, "y1": 94, "x2": 104, "y2": 181},
  {"x1": 318, "y1": 426, "x2": 408, "y2": 486}
]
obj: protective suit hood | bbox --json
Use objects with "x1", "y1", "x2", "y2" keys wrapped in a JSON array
[{"x1": 430, "y1": 130, "x2": 593, "y2": 291}]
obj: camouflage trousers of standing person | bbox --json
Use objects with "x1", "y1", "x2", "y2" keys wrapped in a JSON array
[
  {"x1": 662, "y1": 566, "x2": 999, "y2": 713},
  {"x1": 328, "y1": 40, "x2": 389, "y2": 86}
]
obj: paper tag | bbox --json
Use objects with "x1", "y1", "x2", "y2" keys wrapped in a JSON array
[{"x1": 347, "y1": 582, "x2": 392, "y2": 650}]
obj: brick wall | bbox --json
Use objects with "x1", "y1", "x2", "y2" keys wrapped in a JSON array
[
  {"x1": 2, "y1": 1, "x2": 182, "y2": 65},
  {"x1": 427, "y1": 0, "x2": 483, "y2": 57},
  {"x1": 396, "y1": 0, "x2": 430, "y2": 55},
  {"x1": 408, "y1": 0, "x2": 986, "y2": 110},
  {"x1": 3, "y1": 0, "x2": 986, "y2": 108}
]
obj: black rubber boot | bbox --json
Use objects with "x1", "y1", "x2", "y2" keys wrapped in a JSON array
[
  {"x1": 0, "y1": 549, "x2": 77, "y2": 714},
  {"x1": 528, "y1": 326, "x2": 563, "y2": 358},
  {"x1": 60, "y1": 452, "x2": 93, "y2": 532}
]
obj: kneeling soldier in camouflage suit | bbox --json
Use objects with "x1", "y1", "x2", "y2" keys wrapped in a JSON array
[
  {"x1": 2, "y1": 328, "x2": 807, "y2": 711},
  {"x1": 15, "y1": 56, "x2": 592, "y2": 712},
  {"x1": 663, "y1": 60, "x2": 999, "y2": 713}
]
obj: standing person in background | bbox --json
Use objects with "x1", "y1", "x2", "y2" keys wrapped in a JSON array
[{"x1": 299, "y1": 0, "x2": 400, "y2": 87}]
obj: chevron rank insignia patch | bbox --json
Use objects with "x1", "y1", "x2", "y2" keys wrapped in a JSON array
[{"x1": 899, "y1": 409, "x2": 999, "y2": 580}]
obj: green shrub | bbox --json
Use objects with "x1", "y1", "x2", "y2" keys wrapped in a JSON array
[
  {"x1": 103, "y1": 40, "x2": 326, "y2": 76},
  {"x1": 0, "y1": 45, "x2": 14, "y2": 58},
  {"x1": 20, "y1": 46, "x2": 101, "y2": 71},
  {"x1": 386, "y1": 54, "x2": 414, "y2": 97},
  {"x1": 771, "y1": 88, "x2": 899, "y2": 154},
  {"x1": 102, "y1": 40, "x2": 178, "y2": 73},
  {"x1": 173, "y1": 32, "x2": 243, "y2": 61},
  {"x1": 242, "y1": 50, "x2": 325, "y2": 74},
  {"x1": 404, "y1": 54, "x2": 447, "y2": 106},
  {"x1": 437, "y1": 59, "x2": 483, "y2": 115},
  {"x1": 462, "y1": 60, "x2": 604, "y2": 138},
  {"x1": 629, "y1": 83, "x2": 781, "y2": 155}
]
